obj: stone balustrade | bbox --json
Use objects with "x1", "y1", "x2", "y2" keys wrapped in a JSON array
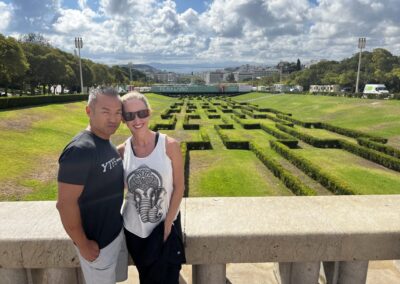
[{"x1": 1, "y1": 195, "x2": 399, "y2": 284}]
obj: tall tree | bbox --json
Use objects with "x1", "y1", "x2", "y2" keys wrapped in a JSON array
[
  {"x1": 296, "y1": 59, "x2": 301, "y2": 71},
  {"x1": 0, "y1": 35, "x2": 29, "y2": 95}
]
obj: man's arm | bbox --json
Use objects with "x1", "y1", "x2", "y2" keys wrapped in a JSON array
[{"x1": 56, "y1": 182, "x2": 99, "y2": 261}]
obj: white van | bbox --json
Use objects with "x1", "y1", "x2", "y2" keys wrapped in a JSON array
[{"x1": 363, "y1": 84, "x2": 389, "y2": 95}]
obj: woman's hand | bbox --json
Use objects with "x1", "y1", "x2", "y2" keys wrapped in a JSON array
[{"x1": 164, "y1": 220, "x2": 173, "y2": 242}]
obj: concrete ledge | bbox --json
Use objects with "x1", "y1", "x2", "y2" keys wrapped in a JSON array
[
  {"x1": 184, "y1": 195, "x2": 400, "y2": 264},
  {"x1": 1, "y1": 195, "x2": 400, "y2": 268}
]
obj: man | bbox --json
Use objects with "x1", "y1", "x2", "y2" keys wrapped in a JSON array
[{"x1": 57, "y1": 87, "x2": 127, "y2": 284}]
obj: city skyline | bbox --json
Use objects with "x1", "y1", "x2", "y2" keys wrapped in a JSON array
[{"x1": 1, "y1": 0, "x2": 399, "y2": 69}]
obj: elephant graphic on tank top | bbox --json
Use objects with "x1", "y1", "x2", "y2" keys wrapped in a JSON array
[{"x1": 127, "y1": 165, "x2": 166, "y2": 223}]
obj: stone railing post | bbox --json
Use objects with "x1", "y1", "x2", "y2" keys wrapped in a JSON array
[
  {"x1": 276, "y1": 262, "x2": 320, "y2": 284},
  {"x1": 0, "y1": 268, "x2": 29, "y2": 284},
  {"x1": 192, "y1": 264, "x2": 226, "y2": 284},
  {"x1": 323, "y1": 260, "x2": 369, "y2": 284}
]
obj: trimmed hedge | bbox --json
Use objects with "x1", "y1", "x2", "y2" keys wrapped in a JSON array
[
  {"x1": 276, "y1": 124, "x2": 341, "y2": 148},
  {"x1": 320, "y1": 122, "x2": 387, "y2": 143},
  {"x1": 259, "y1": 123, "x2": 298, "y2": 148},
  {"x1": 270, "y1": 141, "x2": 354, "y2": 195},
  {"x1": 249, "y1": 143, "x2": 316, "y2": 196},
  {"x1": 214, "y1": 125, "x2": 250, "y2": 149},
  {"x1": 183, "y1": 114, "x2": 200, "y2": 130},
  {"x1": 276, "y1": 114, "x2": 322, "y2": 128},
  {"x1": 340, "y1": 140, "x2": 400, "y2": 172},
  {"x1": 153, "y1": 115, "x2": 177, "y2": 130},
  {"x1": 0, "y1": 94, "x2": 88, "y2": 109},
  {"x1": 357, "y1": 137, "x2": 400, "y2": 159}
]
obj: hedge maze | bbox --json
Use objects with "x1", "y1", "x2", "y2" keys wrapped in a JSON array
[{"x1": 151, "y1": 96, "x2": 400, "y2": 197}]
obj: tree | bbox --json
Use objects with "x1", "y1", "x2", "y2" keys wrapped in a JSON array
[
  {"x1": 296, "y1": 59, "x2": 301, "y2": 71},
  {"x1": 19, "y1": 33, "x2": 50, "y2": 47},
  {"x1": 0, "y1": 35, "x2": 29, "y2": 95},
  {"x1": 226, "y1": 73, "x2": 235, "y2": 82}
]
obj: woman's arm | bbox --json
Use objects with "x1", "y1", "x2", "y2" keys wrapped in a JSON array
[
  {"x1": 117, "y1": 143, "x2": 125, "y2": 159},
  {"x1": 164, "y1": 136, "x2": 185, "y2": 241}
]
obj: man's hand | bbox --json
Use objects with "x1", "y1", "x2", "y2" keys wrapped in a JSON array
[{"x1": 78, "y1": 239, "x2": 100, "y2": 262}]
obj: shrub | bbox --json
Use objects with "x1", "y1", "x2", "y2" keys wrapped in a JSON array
[
  {"x1": 250, "y1": 143, "x2": 316, "y2": 196},
  {"x1": 270, "y1": 141, "x2": 354, "y2": 195},
  {"x1": 0, "y1": 94, "x2": 88, "y2": 109}
]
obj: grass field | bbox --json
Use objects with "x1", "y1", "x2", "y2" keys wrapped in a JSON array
[
  {"x1": 235, "y1": 93, "x2": 400, "y2": 147},
  {"x1": 0, "y1": 92, "x2": 399, "y2": 201}
]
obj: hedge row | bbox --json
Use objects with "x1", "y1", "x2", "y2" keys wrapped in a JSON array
[
  {"x1": 357, "y1": 137, "x2": 400, "y2": 159},
  {"x1": 183, "y1": 121, "x2": 199, "y2": 130},
  {"x1": 257, "y1": 107, "x2": 290, "y2": 116},
  {"x1": 276, "y1": 114, "x2": 322, "y2": 128},
  {"x1": 270, "y1": 141, "x2": 355, "y2": 195},
  {"x1": 160, "y1": 108, "x2": 173, "y2": 119},
  {"x1": 188, "y1": 114, "x2": 200, "y2": 119},
  {"x1": 208, "y1": 114, "x2": 221, "y2": 119},
  {"x1": 259, "y1": 123, "x2": 298, "y2": 148},
  {"x1": 339, "y1": 140, "x2": 400, "y2": 172},
  {"x1": 263, "y1": 113, "x2": 290, "y2": 124},
  {"x1": 0, "y1": 94, "x2": 88, "y2": 109},
  {"x1": 276, "y1": 124, "x2": 341, "y2": 148},
  {"x1": 249, "y1": 143, "x2": 316, "y2": 196},
  {"x1": 214, "y1": 125, "x2": 250, "y2": 149},
  {"x1": 320, "y1": 122, "x2": 387, "y2": 143},
  {"x1": 232, "y1": 109, "x2": 246, "y2": 119},
  {"x1": 231, "y1": 115, "x2": 260, "y2": 129},
  {"x1": 152, "y1": 115, "x2": 177, "y2": 131}
]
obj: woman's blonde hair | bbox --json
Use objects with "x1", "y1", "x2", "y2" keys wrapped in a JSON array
[{"x1": 121, "y1": 91, "x2": 151, "y2": 111}]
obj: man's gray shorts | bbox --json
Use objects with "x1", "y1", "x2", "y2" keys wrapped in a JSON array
[{"x1": 76, "y1": 230, "x2": 128, "y2": 284}]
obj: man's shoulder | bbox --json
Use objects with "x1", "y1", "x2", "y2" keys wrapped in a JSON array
[
  {"x1": 60, "y1": 131, "x2": 96, "y2": 160},
  {"x1": 69, "y1": 130, "x2": 96, "y2": 149}
]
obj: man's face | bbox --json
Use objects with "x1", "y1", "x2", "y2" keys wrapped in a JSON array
[{"x1": 86, "y1": 94, "x2": 122, "y2": 139}]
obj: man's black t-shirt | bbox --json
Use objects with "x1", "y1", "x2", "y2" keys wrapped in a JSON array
[{"x1": 58, "y1": 130, "x2": 124, "y2": 249}]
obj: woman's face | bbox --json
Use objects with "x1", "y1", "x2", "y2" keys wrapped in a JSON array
[{"x1": 123, "y1": 98, "x2": 151, "y2": 134}]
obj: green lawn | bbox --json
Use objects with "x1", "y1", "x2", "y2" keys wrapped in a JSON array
[
  {"x1": 235, "y1": 93, "x2": 400, "y2": 147},
  {"x1": 189, "y1": 149, "x2": 292, "y2": 197},
  {"x1": 0, "y1": 94, "x2": 399, "y2": 201},
  {"x1": 295, "y1": 148, "x2": 400, "y2": 195}
]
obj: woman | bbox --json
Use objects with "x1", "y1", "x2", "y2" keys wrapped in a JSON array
[{"x1": 118, "y1": 91, "x2": 185, "y2": 284}]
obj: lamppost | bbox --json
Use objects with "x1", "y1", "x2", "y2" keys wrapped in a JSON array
[
  {"x1": 75, "y1": 37, "x2": 84, "y2": 93},
  {"x1": 128, "y1": 62, "x2": 133, "y2": 82},
  {"x1": 355, "y1": 37, "x2": 366, "y2": 93}
]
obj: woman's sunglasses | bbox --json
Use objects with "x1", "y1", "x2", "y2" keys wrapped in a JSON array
[{"x1": 123, "y1": 109, "x2": 150, "y2": 121}]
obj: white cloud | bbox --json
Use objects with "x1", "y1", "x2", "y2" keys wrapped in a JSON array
[
  {"x1": 2, "y1": 0, "x2": 400, "y2": 66},
  {"x1": 0, "y1": 2, "x2": 12, "y2": 32}
]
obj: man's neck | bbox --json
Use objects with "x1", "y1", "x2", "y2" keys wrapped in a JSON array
[{"x1": 86, "y1": 126, "x2": 110, "y2": 140}]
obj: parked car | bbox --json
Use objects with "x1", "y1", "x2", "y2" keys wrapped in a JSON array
[{"x1": 341, "y1": 87, "x2": 352, "y2": 92}]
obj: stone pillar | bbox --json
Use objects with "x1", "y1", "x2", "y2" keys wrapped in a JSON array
[
  {"x1": 0, "y1": 268, "x2": 29, "y2": 284},
  {"x1": 276, "y1": 262, "x2": 320, "y2": 284},
  {"x1": 31, "y1": 268, "x2": 81, "y2": 284},
  {"x1": 323, "y1": 261, "x2": 368, "y2": 284},
  {"x1": 192, "y1": 264, "x2": 226, "y2": 284}
]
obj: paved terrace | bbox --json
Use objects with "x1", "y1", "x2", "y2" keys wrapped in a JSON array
[{"x1": 0, "y1": 195, "x2": 400, "y2": 283}]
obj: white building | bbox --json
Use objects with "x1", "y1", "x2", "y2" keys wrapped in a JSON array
[{"x1": 205, "y1": 72, "x2": 224, "y2": 84}]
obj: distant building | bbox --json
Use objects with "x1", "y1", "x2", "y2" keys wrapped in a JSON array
[
  {"x1": 233, "y1": 72, "x2": 253, "y2": 82},
  {"x1": 205, "y1": 72, "x2": 224, "y2": 84},
  {"x1": 154, "y1": 72, "x2": 177, "y2": 83}
]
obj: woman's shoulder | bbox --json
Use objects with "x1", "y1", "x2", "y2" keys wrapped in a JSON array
[{"x1": 162, "y1": 133, "x2": 180, "y2": 157}]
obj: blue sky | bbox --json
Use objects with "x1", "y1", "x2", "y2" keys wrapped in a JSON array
[{"x1": 1, "y1": 0, "x2": 399, "y2": 68}]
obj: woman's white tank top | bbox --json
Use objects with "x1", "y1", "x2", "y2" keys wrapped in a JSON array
[{"x1": 122, "y1": 133, "x2": 174, "y2": 238}]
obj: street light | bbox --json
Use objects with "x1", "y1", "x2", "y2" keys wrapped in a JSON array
[
  {"x1": 355, "y1": 37, "x2": 366, "y2": 93},
  {"x1": 75, "y1": 37, "x2": 84, "y2": 93},
  {"x1": 128, "y1": 62, "x2": 133, "y2": 82}
]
